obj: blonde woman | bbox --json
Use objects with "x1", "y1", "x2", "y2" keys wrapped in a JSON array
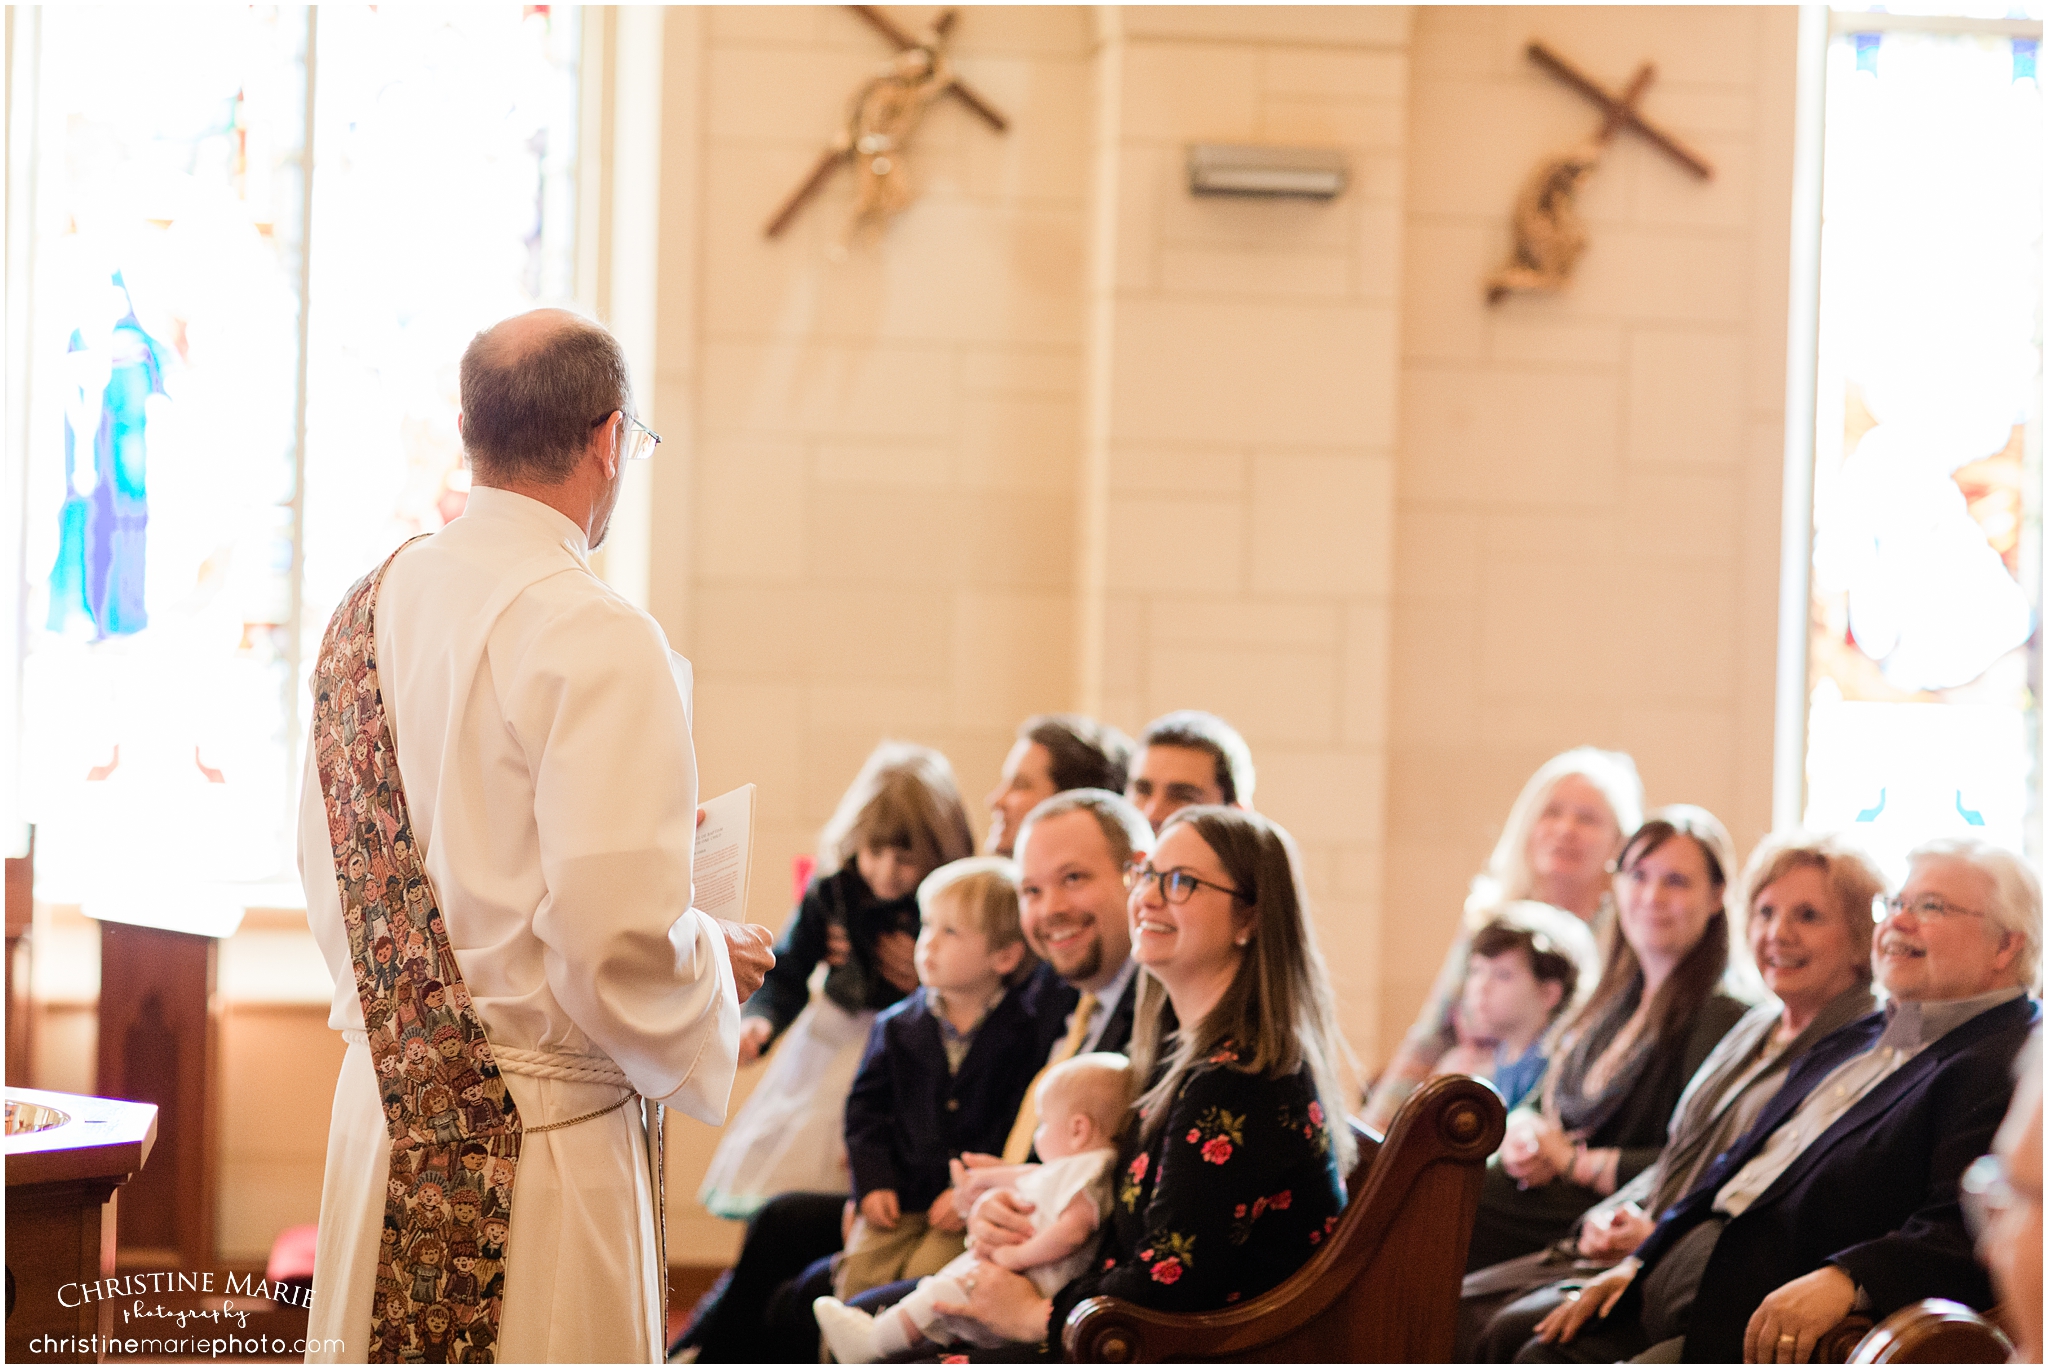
[
  {"x1": 699, "y1": 740, "x2": 975, "y2": 1219},
  {"x1": 1363, "y1": 747, "x2": 1643, "y2": 1132}
]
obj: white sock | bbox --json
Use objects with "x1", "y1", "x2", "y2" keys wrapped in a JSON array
[
  {"x1": 872, "y1": 1307, "x2": 917, "y2": 1359},
  {"x1": 813, "y1": 1297, "x2": 882, "y2": 1364}
]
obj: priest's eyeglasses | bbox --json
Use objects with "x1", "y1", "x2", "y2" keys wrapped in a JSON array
[
  {"x1": 1872, "y1": 893, "x2": 1986, "y2": 923},
  {"x1": 591, "y1": 409, "x2": 661, "y2": 462},
  {"x1": 1123, "y1": 860, "x2": 1245, "y2": 904}
]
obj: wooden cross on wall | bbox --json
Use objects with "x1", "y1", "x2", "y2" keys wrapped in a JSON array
[
  {"x1": 1527, "y1": 43, "x2": 1714, "y2": 178},
  {"x1": 1485, "y1": 42, "x2": 1715, "y2": 304},
  {"x1": 764, "y1": 6, "x2": 1010, "y2": 241}
]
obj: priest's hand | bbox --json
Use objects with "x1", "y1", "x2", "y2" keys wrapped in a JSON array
[
  {"x1": 875, "y1": 930, "x2": 919, "y2": 994},
  {"x1": 1743, "y1": 1265, "x2": 1855, "y2": 1363},
  {"x1": 720, "y1": 920, "x2": 774, "y2": 1003},
  {"x1": 736, "y1": 1016, "x2": 774, "y2": 1066},
  {"x1": 1533, "y1": 1261, "x2": 1636, "y2": 1345}
]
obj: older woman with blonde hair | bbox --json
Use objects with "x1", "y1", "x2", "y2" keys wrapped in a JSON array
[
  {"x1": 1463, "y1": 830, "x2": 1886, "y2": 1358},
  {"x1": 1364, "y1": 747, "x2": 1643, "y2": 1131}
]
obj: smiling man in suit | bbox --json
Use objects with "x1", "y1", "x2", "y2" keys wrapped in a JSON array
[
  {"x1": 676, "y1": 790, "x2": 1156, "y2": 1362},
  {"x1": 1518, "y1": 835, "x2": 2040, "y2": 1364}
]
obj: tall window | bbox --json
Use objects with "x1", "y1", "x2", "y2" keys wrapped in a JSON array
[
  {"x1": 12, "y1": 6, "x2": 581, "y2": 921},
  {"x1": 1800, "y1": 6, "x2": 2044, "y2": 879}
]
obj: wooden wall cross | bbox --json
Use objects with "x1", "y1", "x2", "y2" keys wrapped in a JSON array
[
  {"x1": 763, "y1": 6, "x2": 1010, "y2": 242},
  {"x1": 1527, "y1": 43, "x2": 1714, "y2": 179},
  {"x1": 1486, "y1": 41, "x2": 1715, "y2": 304}
]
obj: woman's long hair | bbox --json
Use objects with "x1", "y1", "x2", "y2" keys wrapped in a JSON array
[
  {"x1": 1127, "y1": 807, "x2": 1358, "y2": 1174},
  {"x1": 1563, "y1": 804, "x2": 1738, "y2": 1056},
  {"x1": 815, "y1": 741, "x2": 975, "y2": 878},
  {"x1": 1465, "y1": 747, "x2": 1643, "y2": 929}
]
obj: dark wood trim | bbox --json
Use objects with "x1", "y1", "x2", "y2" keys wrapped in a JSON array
[
  {"x1": 95, "y1": 923, "x2": 221, "y2": 1272},
  {"x1": 6, "y1": 832, "x2": 35, "y2": 1088}
]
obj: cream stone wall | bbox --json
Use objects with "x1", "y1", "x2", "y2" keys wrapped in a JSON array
[
  {"x1": 1079, "y1": 5, "x2": 1412, "y2": 1069},
  {"x1": 641, "y1": 1, "x2": 1803, "y2": 1266},
  {"x1": 655, "y1": 4, "x2": 1100, "y2": 1262},
  {"x1": 1383, "y1": 6, "x2": 1799, "y2": 1053}
]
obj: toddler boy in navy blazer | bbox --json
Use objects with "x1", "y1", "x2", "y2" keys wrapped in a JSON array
[{"x1": 837, "y1": 856, "x2": 1054, "y2": 1299}]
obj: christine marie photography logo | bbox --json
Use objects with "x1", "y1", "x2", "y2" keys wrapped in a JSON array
[{"x1": 57, "y1": 1269, "x2": 313, "y2": 1324}]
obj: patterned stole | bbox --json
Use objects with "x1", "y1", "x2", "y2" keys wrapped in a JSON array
[{"x1": 313, "y1": 541, "x2": 522, "y2": 1364}]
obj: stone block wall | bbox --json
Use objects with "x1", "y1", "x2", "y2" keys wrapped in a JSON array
[{"x1": 1384, "y1": 5, "x2": 1797, "y2": 1051}]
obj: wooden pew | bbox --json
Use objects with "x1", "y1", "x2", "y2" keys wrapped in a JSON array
[
  {"x1": 1815, "y1": 1299, "x2": 2013, "y2": 1364},
  {"x1": 1062, "y1": 1074, "x2": 1506, "y2": 1362}
]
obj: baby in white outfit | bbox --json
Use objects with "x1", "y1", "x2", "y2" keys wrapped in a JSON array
[{"x1": 814, "y1": 1052, "x2": 1129, "y2": 1362}]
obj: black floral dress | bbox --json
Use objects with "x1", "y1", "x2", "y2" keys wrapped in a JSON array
[{"x1": 1050, "y1": 1045, "x2": 1346, "y2": 1324}]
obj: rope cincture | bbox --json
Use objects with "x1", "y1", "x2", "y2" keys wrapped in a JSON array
[
  {"x1": 343, "y1": 1030, "x2": 641, "y2": 1132},
  {"x1": 491, "y1": 1044, "x2": 631, "y2": 1087},
  {"x1": 523, "y1": 1091, "x2": 636, "y2": 1134},
  {"x1": 489, "y1": 1048, "x2": 639, "y2": 1133}
]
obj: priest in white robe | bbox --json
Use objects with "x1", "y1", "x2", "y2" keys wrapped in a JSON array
[{"x1": 300, "y1": 309, "x2": 774, "y2": 1363}]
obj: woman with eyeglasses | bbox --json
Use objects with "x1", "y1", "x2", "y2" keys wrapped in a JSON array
[
  {"x1": 937, "y1": 806, "x2": 1356, "y2": 1352},
  {"x1": 1464, "y1": 830, "x2": 1885, "y2": 1358},
  {"x1": 1463, "y1": 806, "x2": 1751, "y2": 1274}
]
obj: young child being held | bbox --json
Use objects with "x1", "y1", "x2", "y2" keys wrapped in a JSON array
[
  {"x1": 834, "y1": 857, "x2": 1055, "y2": 1300},
  {"x1": 1433, "y1": 905, "x2": 1589, "y2": 1112},
  {"x1": 815, "y1": 1052, "x2": 1130, "y2": 1362},
  {"x1": 699, "y1": 741, "x2": 975, "y2": 1217}
]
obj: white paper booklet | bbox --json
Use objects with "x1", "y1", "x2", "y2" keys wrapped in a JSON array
[{"x1": 693, "y1": 783, "x2": 756, "y2": 924}]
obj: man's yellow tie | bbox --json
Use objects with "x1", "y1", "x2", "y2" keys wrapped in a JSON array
[{"x1": 1001, "y1": 992, "x2": 1098, "y2": 1162}]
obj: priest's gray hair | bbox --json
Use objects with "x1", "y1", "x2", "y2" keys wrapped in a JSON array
[
  {"x1": 460, "y1": 311, "x2": 631, "y2": 484},
  {"x1": 1907, "y1": 836, "x2": 2042, "y2": 993}
]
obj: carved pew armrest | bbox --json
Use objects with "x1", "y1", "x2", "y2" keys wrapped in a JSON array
[
  {"x1": 1060, "y1": 1076, "x2": 1505, "y2": 1362},
  {"x1": 1821, "y1": 1299, "x2": 2012, "y2": 1364}
]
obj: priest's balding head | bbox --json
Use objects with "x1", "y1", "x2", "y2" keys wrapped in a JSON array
[{"x1": 457, "y1": 309, "x2": 654, "y2": 549}]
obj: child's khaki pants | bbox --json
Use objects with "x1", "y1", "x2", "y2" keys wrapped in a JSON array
[{"x1": 832, "y1": 1212, "x2": 968, "y2": 1301}]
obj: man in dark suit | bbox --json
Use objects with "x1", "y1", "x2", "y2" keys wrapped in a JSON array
[
  {"x1": 998, "y1": 788, "x2": 1156, "y2": 1147},
  {"x1": 1516, "y1": 836, "x2": 2040, "y2": 1364}
]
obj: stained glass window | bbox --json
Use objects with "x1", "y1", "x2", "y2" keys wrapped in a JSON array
[
  {"x1": 14, "y1": 6, "x2": 580, "y2": 920},
  {"x1": 19, "y1": 6, "x2": 311, "y2": 926},
  {"x1": 1804, "y1": 12, "x2": 2044, "y2": 879}
]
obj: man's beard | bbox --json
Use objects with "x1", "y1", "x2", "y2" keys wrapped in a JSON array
[
  {"x1": 590, "y1": 469, "x2": 626, "y2": 549},
  {"x1": 1047, "y1": 927, "x2": 1103, "y2": 983}
]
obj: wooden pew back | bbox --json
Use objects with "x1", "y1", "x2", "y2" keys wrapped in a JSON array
[{"x1": 1062, "y1": 1074, "x2": 1505, "y2": 1362}]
